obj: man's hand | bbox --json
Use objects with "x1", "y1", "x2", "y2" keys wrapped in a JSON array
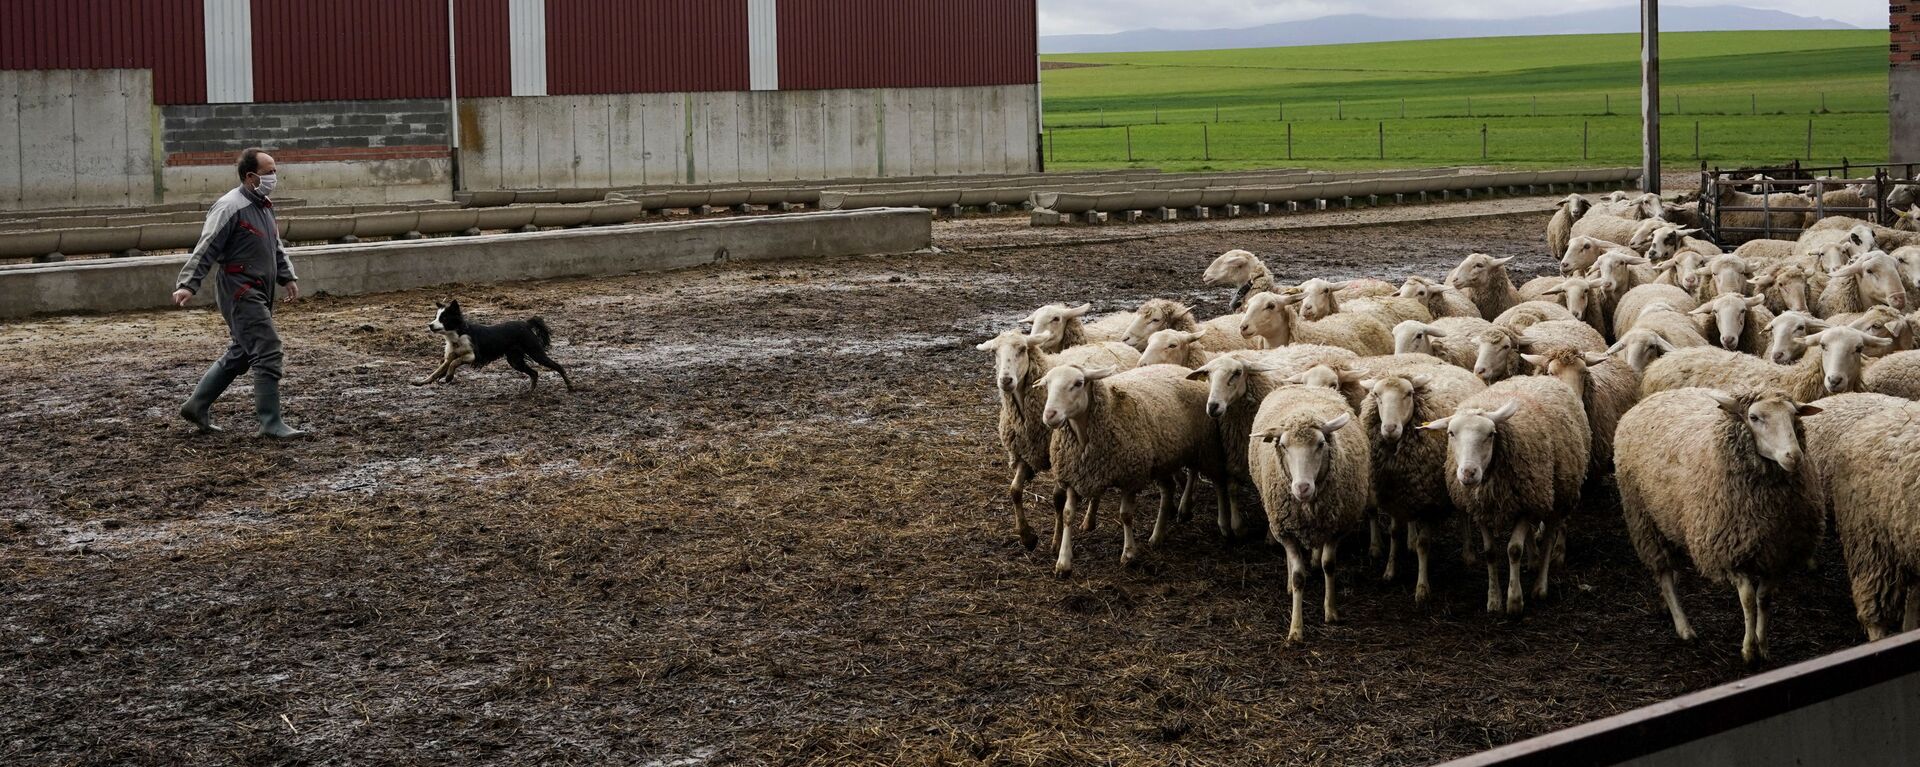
[
  {"x1": 284, "y1": 281, "x2": 300, "y2": 301},
  {"x1": 172, "y1": 288, "x2": 193, "y2": 307}
]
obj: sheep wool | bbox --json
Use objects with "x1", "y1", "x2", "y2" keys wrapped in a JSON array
[
  {"x1": 1801, "y1": 393, "x2": 1920, "y2": 640},
  {"x1": 1249, "y1": 383, "x2": 1371, "y2": 642}
]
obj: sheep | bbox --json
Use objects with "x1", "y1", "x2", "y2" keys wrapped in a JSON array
[
  {"x1": 1357, "y1": 361, "x2": 1485, "y2": 602},
  {"x1": 1863, "y1": 350, "x2": 1920, "y2": 399},
  {"x1": 1249, "y1": 382, "x2": 1371, "y2": 641},
  {"x1": 1393, "y1": 317, "x2": 1494, "y2": 371},
  {"x1": 1641, "y1": 325, "x2": 1891, "y2": 401},
  {"x1": 1119, "y1": 300, "x2": 1251, "y2": 355},
  {"x1": 1732, "y1": 238, "x2": 1799, "y2": 267},
  {"x1": 1692, "y1": 255, "x2": 1754, "y2": 303},
  {"x1": 1641, "y1": 224, "x2": 1718, "y2": 263},
  {"x1": 1817, "y1": 251, "x2": 1912, "y2": 318},
  {"x1": 1547, "y1": 194, "x2": 1592, "y2": 259},
  {"x1": 1421, "y1": 375, "x2": 1590, "y2": 613},
  {"x1": 1492, "y1": 300, "x2": 1581, "y2": 332},
  {"x1": 1238, "y1": 291, "x2": 1394, "y2": 355},
  {"x1": 1291, "y1": 277, "x2": 1423, "y2": 323},
  {"x1": 1023, "y1": 303, "x2": 1137, "y2": 352},
  {"x1": 1447, "y1": 253, "x2": 1523, "y2": 321},
  {"x1": 977, "y1": 330, "x2": 1142, "y2": 549},
  {"x1": 1470, "y1": 320, "x2": 1607, "y2": 384},
  {"x1": 1804, "y1": 216, "x2": 1920, "y2": 251},
  {"x1": 1897, "y1": 205, "x2": 1920, "y2": 234},
  {"x1": 1528, "y1": 277, "x2": 1611, "y2": 339},
  {"x1": 1185, "y1": 345, "x2": 1360, "y2": 539},
  {"x1": 1891, "y1": 245, "x2": 1920, "y2": 289},
  {"x1": 1397, "y1": 275, "x2": 1481, "y2": 318},
  {"x1": 1749, "y1": 261, "x2": 1823, "y2": 315},
  {"x1": 1204, "y1": 248, "x2": 1278, "y2": 312},
  {"x1": 1037, "y1": 363, "x2": 1227, "y2": 576},
  {"x1": 1525, "y1": 346, "x2": 1640, "y2": 480},
  {"x1": 1615, "y1": 388, "x2": 1826, "y2": 662},
  {"x1": 1761, "y1": 311, "x2": 1830, "y2": 366},
  {"x1": 1713, "y1": 183, "x2": 1813, "y2": 237},
  {"x1": 1796, "y1": 221, "x2": 1876, "y2": 261},
  {"x1": 1800, "y1": 393, "x2": 1920, "y2": 640},
  {"x1": 1561, "y1": 235, "x2": 1632, "y2": 276},
  {"x1": 1608, "y1": 302, "x2": 1712, "y2": 370},
  {"x1": 1689, "y1": 293, "x2": 1773, "y2": 355},
  {"x1": 1838, "y1": 305, "x2": 1915, "y2": 356},
  {"x1": 1589, "y1": 250, "x2": 1656, "y2": 298},
  {"x1": 1569, "y1": 214, "x2": 1648, "y2": 252},
  {"x1": 1612, "y1": 284, "x2": 1700, "y2": 340}
]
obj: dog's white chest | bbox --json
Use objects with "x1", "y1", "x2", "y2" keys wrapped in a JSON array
[{"x1": 443, "y1": 334, "x2": 476, "y2": 363}]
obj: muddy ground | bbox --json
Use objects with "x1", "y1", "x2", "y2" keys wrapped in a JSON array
[{"x1": 0, "y1": 202, "x2": 1863, "y2": 766}]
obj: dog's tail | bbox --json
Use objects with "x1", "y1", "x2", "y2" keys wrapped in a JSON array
[{"x1": 528, "y1": 317, "x2": 553, "y2": 349}]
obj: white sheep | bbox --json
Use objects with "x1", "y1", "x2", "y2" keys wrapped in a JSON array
[
  {"x1": 1760, "y1": 311, "x2": 1830, "y2": 366},
  {"x1": 1547, "y1": 194, "x2": 1592, "y2": 259},
  {"x1": 1421, "y1": 375, "x2": 1590, "y2": 614},
  {"x1": 1023, "y1": 303, "x2": 1137, "y2": 352},
  {"x1": 1447, "y1": 253, "x2": 1523, "y2": 321},
  {"x1": 1607, "y1": 302, "x2": 1711, "y2": 372},
  {"x1": 1863, "y1": 350, "x2": 1920, "y2": 399},
  {"x1": 1817, "y1": 251, "x2": 1911, "y2": 318},
  {"x1": 1525, "y1": 346, "x2": 1640, "y2": 481},
  {"x1": 1561, "y1": 235, "x2": 1632, "y2": 276},
  {"x1": 1836, "y1": 305, "x2": 1916, "y2": 357},
  {"x1": 1524, "y1": 277, "x2": 1610, "y2": 339},
  {"x1": 1688, "y1": 293, "x2": 1773, "y2": 355},
  {"x1": 1397, "y1": 275, "x2": 1481, "y2": 318},
  {"x1": 1120, "y1": 299, "x2": 1251, "y2": 354},
  {"x1": 1801, "y1": 393, "x2": 1920, "y2": 639},
  {"x1": 1712, "y1": 183, "x2": 1812, "y2": 237},
  {"x1": 1641, "y1": 325, "x2": 1891, "y2": 401},
  {"x1": 1249, "y1": 383, "x2": 1370, "y2": 642},
  {"x1": 1803, "y1": 216, "x2": 1920, "y2": 251},
  {"x1": 1204, "y1": 249, "x2": 1278, "y2": 312},
  {"x1": 1749, "y1": 261, "x2": 1824, "y2": 315},
  {"x1": 1393, "y1": 317, "x2": 1495, "y2": 371},
  {"x1": 1356, "y1": 360, "x2": 1485, "y2": 602},
  {"x1": 977, "y1": 330, "x2": 1142, "y2": 549},
  {"x1": 1691, "y1": 255, "x2": 1754, "y2": 303},
  {"x1": 1238, "y1": 291, "x2": 1394, "y2": 355},
  {"x1": 1492, "y1": 300, "x2": 1581, "y2": 332},
  {"x1": 1290, "y1": 277, "x2": 1418, "y2": 323},
  {"x1": 1615, "y1": 388, "x2": 1826, "y2": 663},
  {"x1": 1471, "y1": 320, "x2": 1607, "y2": 384},
  {"x1": 1185, "y1": 345, "x2": 1360, "y2": 539},
  {"x1": 1037, "y1": 363, "x2": 1228, "y2": 576},
  {"x1": 1612, "y1": 284, "x2": 1700, "y2": 340}
]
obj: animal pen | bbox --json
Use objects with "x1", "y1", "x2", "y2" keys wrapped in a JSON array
[{"x1": 1697, "y1": 161, "x2": 1920, "y2": 245}]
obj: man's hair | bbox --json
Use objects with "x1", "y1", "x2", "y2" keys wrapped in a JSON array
[{"x1": 237, "y1": 147, "x2": 265, "y2": 181}]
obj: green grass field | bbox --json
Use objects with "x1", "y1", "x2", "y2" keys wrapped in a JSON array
[{"x1": 1040, "y1": 31, "x2": 1889, "y2": 171}]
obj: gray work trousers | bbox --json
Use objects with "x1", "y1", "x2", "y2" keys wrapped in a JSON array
[{"x1": 213, "y1": 295, "x2": 285, "y2": 380}]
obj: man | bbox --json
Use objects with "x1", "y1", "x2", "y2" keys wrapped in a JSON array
[{"x1": 171, "y1": 148, "x2": 306, "y2": 439}]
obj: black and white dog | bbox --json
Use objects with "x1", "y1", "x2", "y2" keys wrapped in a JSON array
[{"x1": 413, "y1": 300, "x2": 574, "y2": 391}]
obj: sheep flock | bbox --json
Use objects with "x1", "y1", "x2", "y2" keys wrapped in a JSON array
[{"x1": 978, "y1": 192, "x2": 1920, "y2": 664}]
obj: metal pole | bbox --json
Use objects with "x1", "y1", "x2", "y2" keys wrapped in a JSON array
[
  {"x1": 447, "y1": 0, "x2": 461, "y2": 193},
  {"x1": 1378, "y1": 121, "x2": 1384, "y2": 159},
  {"x1": 1641, "y1": 0, "x2": 1660, "y2": 194},
  {"x1": 1203, "y1": 123, "x2": 1210, "y2": 161},
  {"x1": 1481, "y1": 123, "x2": 1487, "y2": 159}
]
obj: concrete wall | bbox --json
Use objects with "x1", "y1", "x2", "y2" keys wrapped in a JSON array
[
  {"x1": 460, "y1": 84, "x2": 1040, "y2": 189},
  {"x1": 0, "y1": 207, "x2": 932, "y2": 318},
  {"x1": 0, "y1": 69, "x2": 158, "y2": 211},
  {"x1": 162, "y1": 158, "x2": 454, "y2": 206}
]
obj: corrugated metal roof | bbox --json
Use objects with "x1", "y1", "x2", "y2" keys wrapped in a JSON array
[{"x1": 776, "y1": 0, "x2": 1038, "y2": 91}]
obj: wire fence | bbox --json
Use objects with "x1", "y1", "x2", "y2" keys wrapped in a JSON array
[{"x1": 1044, "y1": 90, "x2": 1884, "y2": 130}]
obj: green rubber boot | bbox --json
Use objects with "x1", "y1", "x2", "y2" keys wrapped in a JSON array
[
  {"x1": 253, "y1": 375, "x2": 307, "y2": 439},
  {"x1": 179, "y1": 361, "x2": 240, "y2": 433}
]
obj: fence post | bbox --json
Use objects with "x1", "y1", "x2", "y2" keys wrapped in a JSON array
[
  {"x1": 1214, "y1": 105, "x2": 1220, "y2": 123},
  {"x1": 1099, "y1": 108, "x2": 1105, "y2": 127},
  {"x1": 1806, "y1": 120, "x2": 1813, "y2": 160},
  {"x1": 1126, "y1": 124, "x2": 1133, "y2": 163},
  {"x1": 1583, "y1": 121, "x2": 1589, "y2": 160},
  {"x1": 1751, "y1": 94, "x2": 1756, "y2": 115},
  {"x1": 1279, "y1": 101, "x2": 1284, "y2": 121},
  {"x1": 1467, "y1": 96, "x2": 1472, "y2": 117},
  {"x1": 1694, "y1": 120, "x2": 1700, "y2": 160},
  {"x1": 1287, "y1": 122, "x2": 1293, "y2": 160},
  {"x1": 1605, "y1": 93, "x2": 1611, "y2": 115},
  {"x1": 1338, "y1": 98, "x2": 1343, "y2": 120},
  {"x1": 1821, "y1": 92, "x2": 1827, "y2": 113},
  {"x1": 1676, "y1": 93, "x2": 1681, "y2": 114},
  {"x1": 1532, "y1": 95, "x2": 1537, "y2": 116},
  {"x1": 1154, "y1": 107, "x2": 1160, "y2": 125},
  {"x1": 1378, "y1": 121, "x2": 1384, "y2": 159},
  {"x1": 1048, "y1": 130, "x2": 1054, "y2": 163},
  {"x1": 1481, "y1": 123, "x2": 1488, "y2": 159},
  {"x1": 1400, "y1": 98, "x2": 1406, "y2": 119},
  {"x1": 1203, "y1": 123, "x2": 1211, "y2": 161}
]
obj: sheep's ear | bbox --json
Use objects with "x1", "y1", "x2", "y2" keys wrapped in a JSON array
[
  {"x1": 1688, "y1": 304, "x2": 1714, "y2": 316},
  {"x1": 1082, "y1": 366, "x2": 1119, "y2": 380},
  {"x1": 1276, "y1": 292, "x2": 1304, "y2": 307},
  {"x1": 1806, "y1": 318, "x2": 1832, "y2": 331},
  {"x1": 1704, "y1": 389, "x2": 1743, "y2": 415},
  {"x1": 1652, "y1": 260, "x2": 1677, "y2": 273},
  {"x1": 1514, "y1": 334, "x2": 1539, "y2": 351},
  {"x1": 1796, "y1": 403, "x2": 1825, "y2": 417},
  {"x1": 1804, "y1": 329, "x2": 1830, "y2": 346},
  {"x1": 1328, "y1": 280, "x2": 1352, "y2": 291},
  {"x1": 1177, "y1": 307, "x2": 1197, "y2": 322},
  {"x1": 1831, "y1": 261, "x2": 1864, "y2": 277},
  {"x1": 1424, "y1": 325, "x2": 1448, "y2": 338},
  {"x1": 1618, "y1": 254, "x2": 1650, "y2": 265},
  {"x1": 1745, "y1": 294, "x2": 1767, "y2": 308},
  {"x1": 1582, "y1": 351, "x2": 1612, "y2": 366},
  {"x1": 974, "y1": 338, "x2": 1000, "y2": 351},
  {"x1": 1520, "y1": 352, "x2": 1549, "y2": 368},
  {"x1": 1409, "y1": 374, "x2": 1433, "y2": 390},
  {"x1": 1681, "y1": 228, "x2": 1700, "y2": 236},
  {"x1": 1189, "y1": 325, "x2": 1211, "y2": 340},
  {"x1": 1490, "y1": 256, "x2": 1515, "y2": 267},
  {"x1": 1337, "y1": 369, "x2": 1365, "y2": 385},
  {"x1": 1319, "y1": 413, "x2": 1352, "y2": 436},
  {"x1": 1418, "y1": 416, "x2": 1452, "y2": 432},
  {"x1": 1542, "y1": 286, "x2": 1565, "y2": 296},
  {"x1": 1065, "y1": 303, "x2": 1093, "y2": 318},
  {"x1": 1605, "y1": 339, "x2": 1627, "y2": 356},
  {"x1": 1653, "y1": 336, "x2": 1678, "y2": 353},
  {"x1": 1865, "y1": 334, "x2": 1895, "y2": 348},
  {"x1": 1282, "y1": 372, "x2": 1308, "y2": 384},
  {"x1": 1025, "y1": 331, "x2": 1055, "y2": 347},
  {"x1": 1255, "y1": 429, "x2": 1283, "y2": 443},
  {"x1": 1886, "y1": 318, "x2": 1910, "y2": 338},
  {"x1": 1749, "y1": 275, "x2": 1775, "y2": 289},
  {"x1": 1357, "y1": 377, "x2": 1380, "y2": 391},
  {"x1": 1485, "y1": 401, "x2": 1520, "y2": 424},
  {"x1": 1184, "y1": 368, "x2": 1211, "y2": 381}
]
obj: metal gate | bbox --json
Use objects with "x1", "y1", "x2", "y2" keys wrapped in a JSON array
[{"x1": 1698, "y1": 161, "x2": 1920, "y2": 246}]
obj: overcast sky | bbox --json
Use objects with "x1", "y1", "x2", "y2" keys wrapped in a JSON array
[{"x1": 1037, "y1": 1, "x2": 1887, "y2": 36}]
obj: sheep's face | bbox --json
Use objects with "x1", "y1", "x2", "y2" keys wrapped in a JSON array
[
  {"x1": 1605, "y1": 330, "x2": 1677, "y2": 374},
  {"x1": 1471, "y1": 331, "x2": 1521, "y2": 384},
  {"x1": 1037, "y1": 365, "x2": 1116, "y2": 432},
  {"x1": 1807, "y1": 327, "x2": 1889, "y2": 393},
  {"x1": 1557, "y1": 194, "x2": 1591, "y2": 222},
  {"x1": 981, "y1": 329, "x2": 1062, "y2": 395},
  {"x1": 1895, "y1": 205, "x2": 1920, "y2": 233},
  {"x1": 1834, "y1": 252, "x2": 1909, "y2": 311},
  {"x1": 1846, "y1": 308, "x2": 1913, "y2": 354},
  {"x1": 1763, "y1": 312, "x2": 1823, "y2": 365},
  {"x1": 1645, "y1": 226, "x2": 1700, "y2": 262},
  {"x1": 1627, "y1": 219, "x2": 1663, "y2": 250},
  {"x1": 1396, "y1": 278, "x2": 1434, "y2": 302},
  {"x1": 1240, "y1": 292, "x2": 1295, "y2": 346},
  {"x1": 1544, "y1": 279, "x2": 1600, "y2": 321},
  {"x1": 1591, "y1": 251, "x2": 1649, "y2": 294},
  {"x1": 1392, "y1": 321, "x2": 1441, "y2": 356},
  {"x1": 1288, "y1": 365, "x2": 1348, "y2": 392},
  {"x1": 1691, "y1": 294, "x2": 1764, "y2": 351},
  {"x1": 1891, "y1": 249, "x2": 1920, "y2": 289},
  {"x1": 1204, "y1": 249, "x2": 1257, "y2": 286},
  {"x1": 1525, "y1": 351, "x2": 1609, "y2": 400},
  {"x1": 1023, "y1": 303, "x2": 1090, "y2": 352},
  {"x1": 1422, "y1": 402, "x2": 1518, "y2": 486},
  {"x1": 1560, "y1": 238, "x2": 1605, "y2": 276},
  {"x1": 1293, "y1": 278, "x2": 1346, "y2": 321},
  {"x1": 1187, "y1": 357, "x2": 1253, "y2": 418},
  {"x1": 1709, "y1": 391, "x2": 1817, "y2": 474},
  {"x1": 1257, "y1": 414, "x2": 1350, "y2": 503},
  {"x1": 1654, "y1": 251, "x2": 1705, "y2": 291},
  {"x1": 1696, "y1": 257, "x2": 1752, "y2": 299},
  {"x1": 1847, "y1": 225, "x2": 1876, "y2": 253},
  {"x1": 1123, "y1": 300, "x2": 1192, "y2": 350},
  {"x1": 1365, "y1": 375, "x2": 1430, "y2": 442},
  {"x1": 1449, "y1": 254, "x2": 1512, "y2": 289},
  {"x1": 1140, "y1": 328, "x2": 1204, "y2": 367},
  {"x1": 1760, "y1": 269, "x2": 1813, "y2": 314}
]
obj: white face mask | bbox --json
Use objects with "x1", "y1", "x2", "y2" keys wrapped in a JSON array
[{"x1": 253, "y1": 172, "x2": 278, "y2": 197}]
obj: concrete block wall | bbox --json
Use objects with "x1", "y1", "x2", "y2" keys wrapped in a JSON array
[
  {"x1": 460, "y1": 84, "x2": 1040, "y2": 189},
  {"x1": 1895, "y1": 3, "x2": 1919, "y2": 164},
  {"x1": 0, "y1": 69, "x2": 158, "y2": 211},
  {"x1": 160, "y1": 99, "x2": 450, "y2": 154}
]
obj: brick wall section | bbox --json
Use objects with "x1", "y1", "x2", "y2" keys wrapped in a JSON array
[
  {"x1": 160, "y1": 99, "x2": 450, "y2": 157},
  {"x1": 1897, "y1": 3, "x2": 1918, "y2": 65},
  {"x1": 1896, "y1": 3, "x2": 1919, "y2": 164}
]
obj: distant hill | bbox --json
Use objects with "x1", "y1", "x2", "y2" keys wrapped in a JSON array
[{"x1": 1039, "y1": 6, "x2": 1858, "y2": 54}]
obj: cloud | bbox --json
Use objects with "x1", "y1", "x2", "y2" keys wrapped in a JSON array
[{"x1": 1037, "y1": 0, "x2": 1885, "y2": 36}]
